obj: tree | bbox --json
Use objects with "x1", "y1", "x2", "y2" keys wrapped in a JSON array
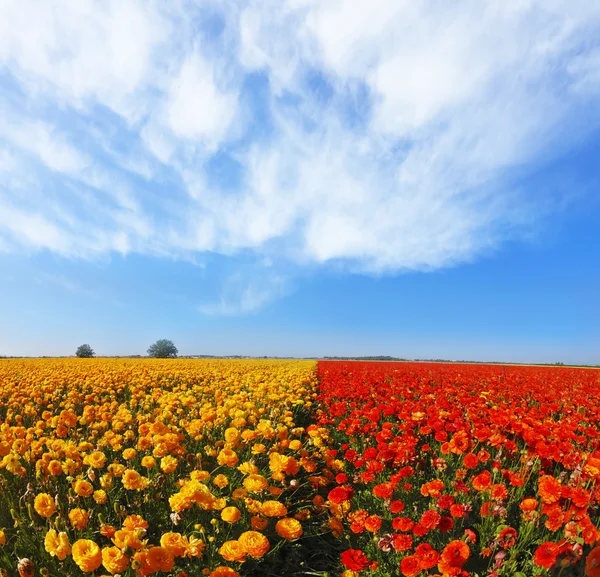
[
  {"x1": 147, "y1": 339, "x2": 178, "y2": 358},
  {"x1": 76, "y1": 344, "x2": 95, "y2": 358}
]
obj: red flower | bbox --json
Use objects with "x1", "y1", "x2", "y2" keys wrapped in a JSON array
[
  {"x1": 400, "y1": 555, "x2": 421, "y2": 577},
  {"x1": 533, "y1": 542, "x2": 560, "y2": 569},
  {"x1": 392, "y1": 534, "x2": 413, "y2": 552},
  {"x1": 340, "y1": 549, "x2": 370, "y2": 571}
]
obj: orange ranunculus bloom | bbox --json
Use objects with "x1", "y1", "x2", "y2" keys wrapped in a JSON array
[
  {"x1": 218, "y1": 540, "x2": 247, "y2": 562},
  {"x1": 160, "y1": 532, "x2": 187, "y2": 557},
  {"x1": 261, "y1": 500, "x2": 288, "y2": 517},
  {"x1": 121, "y1": 469, "x2": 149, "y2": 491},
  {"x1": 276, "y1": 517, "x2": 303, "y2": 540},
  {"x1": 146, "y1": 546, "x2": 175, "y2": 573},
  {"x1": 102, "y1": 546, "x2": 129, "y2": 574},
  {"x1": 217, "y1": 449, "x2": 239, "y2": 467},
  {"x1": 251, "y1": 515, "x2": 269, "y2": 530},
  {"x1": 239, "y1": 531, "x2": 270, "y2": 558},
  {"x1": 221, "y1": 506, "x2": 242, "y2": 523},
  {"x1": 538, "y1": 475, "x2": 562, "y2": 505},
  {"x1": 210, "y1": 567, "x2": 241, "y2": 577},
  {"x1": 68, "y1": 508, "x2": 89, "y2": 530},
  {"x1": 72, "y1": 539, "x2": 102, "y2": 572},
  {"x1": 34, "y1": 493, "x2": 56, "y2": 518},
  {"x1": 439, "y1": 540, "x2": 470, "y2": 572},
  {"x1": 400, "y1": 554, "x2": 421, "y2": 577},
  {"x1": 73, "y1": 479, "x2": 94, "y2": 497}
]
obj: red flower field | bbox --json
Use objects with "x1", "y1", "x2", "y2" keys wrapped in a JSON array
[{"x1": 316, "y1": 361, "x2": 600, "y2": 576}]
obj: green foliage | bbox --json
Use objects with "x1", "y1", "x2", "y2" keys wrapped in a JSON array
[
  {"x1": 75, "y1": 344, "x2": 95, "y2": 358},
  {"x1": 147, "y1": 339, "x2": 178, "y2": 358}
]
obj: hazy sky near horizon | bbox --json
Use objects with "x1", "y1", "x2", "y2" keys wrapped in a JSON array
[{"x1": 0, "y1": 1, "x2": 599, "y2": 364}]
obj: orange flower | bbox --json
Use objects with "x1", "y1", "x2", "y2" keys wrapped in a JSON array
[
  {"x1": 439, "y1": 540, "x2": 470, "y2": 573},
  {"x1": 538, "y1": 475, "x2": 561, "y2": 505},
  {"x1": 73, "y1": 479, "x2": 94, "y2": 497},
  {"x1": 123, "y1": 515, "x2": 149, "y2": 530},
  {"x1": 251, "y1": 516, "x2": 269, "y2": 530},
  {"x1": 276, "y1": 517, "x2": 303, "y2": 540},
  {"x1": 68, "y1": 508, "x2": 89, "y2": 530},
  {"x1": 160, "y1": 532, "x2": 187, "y2": 557},
  {"x1": 72, "y1": 539, "x2": 102, "y2": 572},
  {"x1": 217, "y1": 449, "x2": 239, "y2": 467},
  {"x1": 102, "y1": 546, "x2": 129, "y2": 574},
  {"x1": 364, "y1": 515, "x2": 382, "y2": 532},
  {"x1": 239, "y1": 531, "x2": 270, "y2": 558},
  {"x1": 218, "y1": 540, "x2": 247, "y2": 562},
  {"x1": 221, "y1": 506, "x2": 242, "y2": 523},
  {"x1": 146, "y1": 546, "x2": 175, "y2": 573},
  {"x1": 34, "y1": 493, "x2": 56, "y2": 518},
  {"x1": 472, "y1": 471, "x2": 492, "y2": 492},
  {"x1": 210, "y1": 568, "x2": 241, "y2": 577},
  {"x1": 121, "y1": 469, "x2": 149, "y2": 491},
  {"x1": 400, "y1": 554, "x2": 421, "y2": 577},
  {"x1": 261, "y1": 500, "x2": 288, "y2": 517},
  {"x1": 520, "y1": 498, "x2": 538, "y2": 511}
]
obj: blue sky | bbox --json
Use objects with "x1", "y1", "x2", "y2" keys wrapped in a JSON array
[{"x1": 0, "y1": 0, "x2": 599, "y2": 363}]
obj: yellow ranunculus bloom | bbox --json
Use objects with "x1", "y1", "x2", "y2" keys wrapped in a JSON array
[{"x1": 72, "y1": 539, "x2": 102, "y2": 572}]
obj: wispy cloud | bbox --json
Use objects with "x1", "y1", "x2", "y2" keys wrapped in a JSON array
[
  {"x1": 198, "y1": 272, "x2": 288, "y2": 316},
  {"x1": 1, "y1": 0, "x2": 600, "y2": 311}
]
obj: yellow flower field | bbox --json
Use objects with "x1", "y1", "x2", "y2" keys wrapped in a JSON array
[{"x1": 0, "y1": 359, "x2": 333, "y2": 576}]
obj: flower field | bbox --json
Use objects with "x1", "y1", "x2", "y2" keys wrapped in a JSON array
[
  {"x1": 1, "y1": 359, "x2": 600, "y2": 576},
  {"x1": 317, "y1": 361, "x2": 600, "y2": 577}
]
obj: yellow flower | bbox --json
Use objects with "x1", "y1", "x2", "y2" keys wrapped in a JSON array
[
  {"x1": 224, "y1": 428, "x2": 240, "y2": 443},
  {"x1": 122, "y1": 448, "x2": 137, "y2": 460},
  {"x1": 73, "y1": 479, "x2": 94, "y2": 497},
  {"x1": 243, "y1": 474, "x2": 269, "y2": 493},
  {"x1": 238, "y1": 531, "x2": 270, "y2": 558},
  {"x1": 112, "y1": 529, "x2": 145, "y2": 551},
  {"x1": 261, "y1": 500, "x2": 288, "y2": 517},
  {"x1": 237, "y1": 461, "x2": 258, "y2": 475},
  {"x1": 72, "y1": 539, "x2": 102, "y2": 572},
  {"x1": 221, "y1": 506, "x2": 242, "y2": 523},
  {"x1": 85, "y1": 451, "x2": 106, "y2": 469},
  {"x1": 213, "y1": 474, "x2": 229, "y2": 488},
  {"x1": 160, "y1": 532, "x2": 187, "y2": 557},
  {"x1": 48, "y1": 459, "x2": 62, "y2": 476},
  {"x1": 217, "y1": 448, "x2": 239, "y2": 467},
  {"x1": 275, "y1": 517, "x2": 303, "y2": 540},
  {"x1": 0, "y1": 529, "x2": 5, "y2": 546},
  {"x1": 102, "y1": 546, "x2": 129, "y2": 573},
  {"x1": 160, "y1": 455, "x2": 178, "y2": 473},
  {"x1": 68, "y1": 508, "x2": 89, "y2": 530},
  {"x1": 218, "y1": 540, "x2": 247, "y2": 562},
  {"x1": 93, "y1": 489, "x2": 107, "y2": 504},
  {"x1": 45, "y1": 529, "x2": 71, "y2": 560},
  {"x1": 34, "y1": 493, "x2": 56, "y2": 518},
  {"x1": 121, "y1": 469, "x2": 149, "y2": 490},
  {"x1": 141, "y1": 455, "x2": 156, "y2": 468}
]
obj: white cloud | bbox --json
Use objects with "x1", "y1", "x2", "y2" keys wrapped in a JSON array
[
  {"x1": 165, "y1": 52, "x2": 239, "y2": 148},
  {"x1": 1, "y1": 0, "x2": 600, "y2": 310},
  {"x1": 198, "y1": 272, "x2": 287, "y2": 315}
]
